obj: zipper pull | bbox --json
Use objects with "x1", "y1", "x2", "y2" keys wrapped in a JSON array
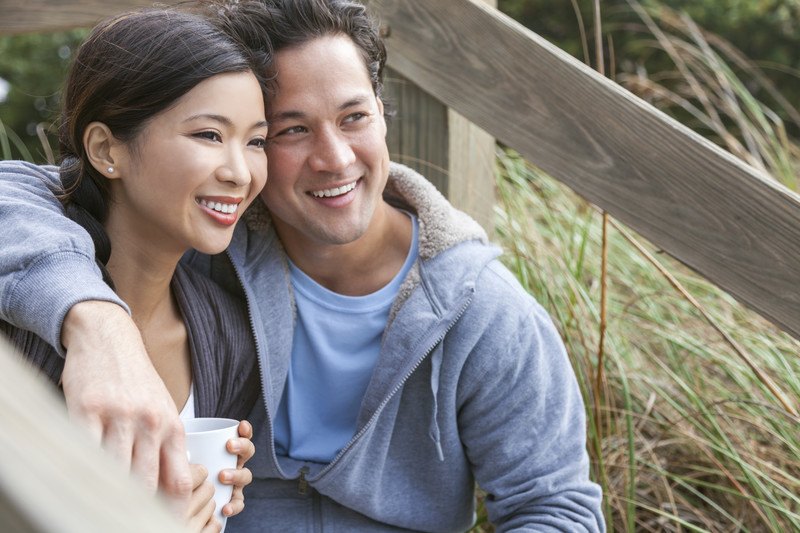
[{"x1": 297, "y1": 466, "x2": 310, "y2": 495}]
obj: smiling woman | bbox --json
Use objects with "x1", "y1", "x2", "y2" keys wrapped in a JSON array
[{"x1": 0, "y1": 7, "x2": 270, "y2": 532}]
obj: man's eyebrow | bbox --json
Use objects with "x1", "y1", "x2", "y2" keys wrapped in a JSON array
[
  {"x1": 269, "y1": 95, "x2": 374, "y2": 122},
  {"x1": 339, "y1": 95, "x2": 370, "y2": 110},
  {"x1": 269, "y1": 110, "x2": 306, "y2": 123},
  {"x1": 183, "y1": 114, "x2": 269, "y2": 129}
]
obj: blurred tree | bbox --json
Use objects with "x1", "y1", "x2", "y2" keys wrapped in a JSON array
[{"x1": 0, "y1": 29, "x2": 88, "y2": 162}]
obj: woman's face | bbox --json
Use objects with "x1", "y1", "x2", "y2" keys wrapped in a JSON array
[{"x1": 106, "y1": 71, "x2": 268, "y2": 257}]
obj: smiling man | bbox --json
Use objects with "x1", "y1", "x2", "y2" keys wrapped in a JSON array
[{"x1": 0, "y1": 1, "x2": 604, "y2": 531}]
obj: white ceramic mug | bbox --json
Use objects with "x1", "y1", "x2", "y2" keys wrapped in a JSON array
[{"x1": 183, "y1": 417, "x2": 240, "y2": 532}]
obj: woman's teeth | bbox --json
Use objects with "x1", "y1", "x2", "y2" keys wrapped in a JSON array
[
  {"x1": 198, "y1": 199, "x2": 238, "y2": 214},
  {"x1": 311, "y1": 181, "x2": 357, "y2": 198}
]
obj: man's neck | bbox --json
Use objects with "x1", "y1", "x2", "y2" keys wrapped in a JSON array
[{"x1": 278, "y1": 203, "x2": 413, "y2": 296}]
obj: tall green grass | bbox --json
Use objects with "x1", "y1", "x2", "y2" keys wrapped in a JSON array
[
  {"x1": 494, "y1": 150, "x2": 799, "y2": 531},
  {"x1": 480, "y1": 3, "x2": 800, "y2": 531},
  {"x1": 0, "y1": 117, "x2": 34, "y2": 161}
]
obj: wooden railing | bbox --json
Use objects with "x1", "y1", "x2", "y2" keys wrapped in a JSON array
[
  {"x1": 371, "y1": 0, "x2": 800, "y2": 341},
  {"x1": 0, "y1": 338, "x2": 187, "y2": 532}
]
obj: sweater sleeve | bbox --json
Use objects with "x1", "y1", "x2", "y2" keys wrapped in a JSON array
[
  {"x1": 0, "y1": 160, "x2": 127, "y2": 354},
  {"x1": 457, "y1": 266, "x2": 605, "y2": 532}
]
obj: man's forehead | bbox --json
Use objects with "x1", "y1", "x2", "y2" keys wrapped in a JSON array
[{"x1": 272, "y1": 34, "x2": 367, "y2": 78}]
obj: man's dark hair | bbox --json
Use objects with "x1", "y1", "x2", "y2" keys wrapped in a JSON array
[{"x1": 209, "y1": 0, "x2": 388, "y2": 101}]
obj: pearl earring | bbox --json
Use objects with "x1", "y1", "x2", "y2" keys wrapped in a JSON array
[{"x1": 107, "y1": 166, "x2": 114, "y2": 173}]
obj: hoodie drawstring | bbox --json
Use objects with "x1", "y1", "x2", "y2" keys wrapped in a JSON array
[{"x1": 429, "y1": 343, "x2": 445, "y2": 462}]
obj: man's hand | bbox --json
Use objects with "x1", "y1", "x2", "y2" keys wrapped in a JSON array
[{"x1": 60, "y1": 301, "x2": 193, "y2": 516}]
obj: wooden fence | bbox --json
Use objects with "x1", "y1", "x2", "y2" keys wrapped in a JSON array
[{"x1": 371, "y1": 0, "x2": 800, "y2": 342}]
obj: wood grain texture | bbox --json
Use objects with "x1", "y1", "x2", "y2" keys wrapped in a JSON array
[
  {"x1": 0, "y1": 338, "x2": 187, "y2": 532},
  {"x1": 384, "y1": 68, "x2": 450, "y2": 195},
  {"x1": 370, "y1": 0, "x2": 800, "y2": 339},
  {"x1": 448, "y1": 108, "x2": 495, "y2": 233},
  {"x1": 0, "y1": 0, "x2": 181, "y2": 34}
]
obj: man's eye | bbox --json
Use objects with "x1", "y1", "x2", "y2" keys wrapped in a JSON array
[
  {"x1": 344, "y1": 112, "x2": 367, "y2": 123},
  {"x1": 269, "y1": 126, "x2": 306, "y2": 139},
  {"x1": 249, "y1": 137, "x2": 267, "y2": 148}
]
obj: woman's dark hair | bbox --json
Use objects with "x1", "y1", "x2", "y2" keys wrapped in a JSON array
[
  {"x1": 207, "y1": 0, "x2": 387, "y2": 102},
  {"x1": 59, "y1": 7, "x2": 271, "y2": 265}
]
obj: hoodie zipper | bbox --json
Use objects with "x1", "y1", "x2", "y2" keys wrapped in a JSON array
[
  {"x1": 225, "y1": 249, "x2": 273, "y2": 448},
  {"x1": 297, "y1": 465, "x2": 310, "y2": 495},
  {"x1": 311, "y1": 290, "x2": 474, "y2": 481}
]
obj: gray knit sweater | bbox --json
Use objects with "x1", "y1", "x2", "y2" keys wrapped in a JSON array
[{"x1": 0, "y1": 263, "x2": 260, "y2": 420}]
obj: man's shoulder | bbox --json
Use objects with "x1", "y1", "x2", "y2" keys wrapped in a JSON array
[
  {"x1": 0, "y1": 160, "x2": 60, "y2": 187},
  {"x1": 0, "y1": 160, "x2": 58, "y2": 175}
]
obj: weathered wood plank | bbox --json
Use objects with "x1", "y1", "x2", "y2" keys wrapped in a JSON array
[
  {"x1": 371, "y1": 0, "x2": 800, "y2": 340},
  {"x1": 445, "y1": 0, "x2": 496, "y2": 235},
  {"x1": 0, "y1": 338, "x2": 187, "y2": 532},
  {"x1": 384, "y1": 68, "x2": 450, "y2": 195},
  {"x1": 0, "y1": 0, "x2": 180, "y2": 34},
  {"x1": 447, "y1": 108, "x2": 495, "y2": 233}
]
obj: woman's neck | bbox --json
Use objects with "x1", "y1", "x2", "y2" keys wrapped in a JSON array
[
  {"x1": 105, "y1": 241, "x2": 179, "y2": 330},
  {"x1": 103, "y1": 223, "x2": 191, "y2": 413}
]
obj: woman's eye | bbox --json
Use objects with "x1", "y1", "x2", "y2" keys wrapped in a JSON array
[{"x1": 194, "y1": 131, "x2": 222, "y2": 142}]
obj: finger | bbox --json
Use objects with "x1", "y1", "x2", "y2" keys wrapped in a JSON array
[
  {"x1": 100, "y1": 418, "x2": 135, "y2": 472},
  {"x1": 199, "y1": 516, "x2": 222, "y2": 533},
  {"x1": 189, "y1": 464, "x2": 209, "y2": 490},
  {"x1": 223, "y1": 481, "x2": 245, "y2": 517},
  {"x1": 226, "y1": 437, "x2": 255, "y2": 467},
  {"x1": 130, "y1": 428, "x2": 161, "y2": 493},
  {"x1": 219, "y1": 466, "x2": 252, "y2": 487},
  {"x1": 222, "y1": 494, "x2": 244, "y2": 517},
  {"x1": 158, "y1": 420, "x2": 193, "y2": 515},
  {"x1": 237, "y1": 420, "x2": 253, "y2": 439},
  {"x1": 188, "y1": 478, "x2": 215, "y2": 520},
  {"x1": 189, "y1": 498, "x2": 216, "y2": 533}
]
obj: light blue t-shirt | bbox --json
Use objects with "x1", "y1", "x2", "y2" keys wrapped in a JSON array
[{"x1": 274, "y1": 214, "x2": 419, "y2": 463}]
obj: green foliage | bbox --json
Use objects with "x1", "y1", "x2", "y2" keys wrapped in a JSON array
[
  {"x1": 497, "y1": 0, "x2": 800, "y2": 135},
  {"x1": 0, "y1": 29, "x2": 88, "y2": 162}
]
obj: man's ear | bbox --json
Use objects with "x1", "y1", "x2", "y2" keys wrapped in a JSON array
[{"x1": 83, "y1": 122, "x2": 125, "y2": 179}]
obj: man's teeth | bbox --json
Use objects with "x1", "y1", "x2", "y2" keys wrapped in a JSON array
[
  {"x1": 311, "y1": 181, "x2": 356, "y2": 198},
  {"x1": 198, "y1": 199, "x2": 238, "y2": 214}
]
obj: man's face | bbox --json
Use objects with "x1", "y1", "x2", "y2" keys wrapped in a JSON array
[{"x1": 262, "y1": 34, "x2": 390, "y2": 254}]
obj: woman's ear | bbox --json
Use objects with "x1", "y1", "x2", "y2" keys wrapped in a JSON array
[{"x1": 83, "y1": 122, "x2": 125, "y2": 179}]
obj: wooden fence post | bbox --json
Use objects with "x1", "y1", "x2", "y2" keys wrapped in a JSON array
[{"x1": 382, "y1": 0, "x2": 497, "y2": 234}]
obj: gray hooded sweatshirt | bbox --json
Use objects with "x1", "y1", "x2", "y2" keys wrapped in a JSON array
[{"x1": 0, "y1": 160, "x2": 604, "y2": 532}]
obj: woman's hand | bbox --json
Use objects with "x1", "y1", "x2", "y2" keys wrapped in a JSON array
[
  {"x1": 187, "y1": 463, "x2": 220, "y2": 533},
  {"x1": 220, "y1": 420, "x2": 255, "y2": 518}
]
